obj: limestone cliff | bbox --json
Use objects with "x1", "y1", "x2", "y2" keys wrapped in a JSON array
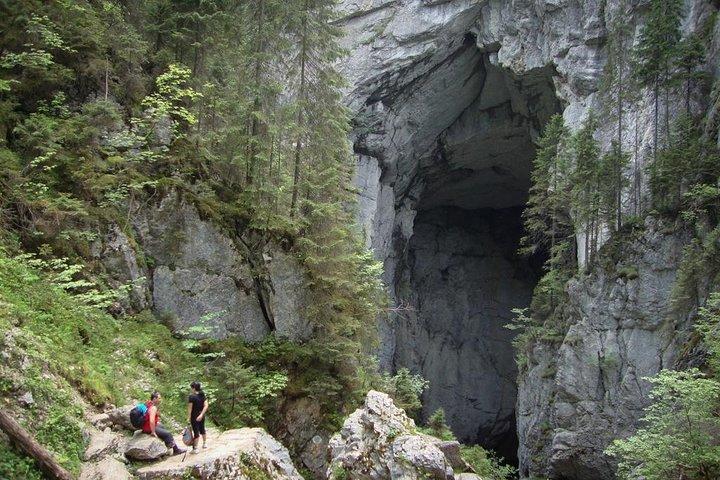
[
  {"x1": 97, "y1": 190, "x2": 311, "y2": 342},
  {"x1": 340, "y1": 0, "x2": 720, "y2": 478}
]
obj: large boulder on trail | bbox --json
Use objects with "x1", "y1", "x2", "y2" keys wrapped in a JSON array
[
  {"x1": 135, "y1": 428, "x2": 304, "y2": 480},
  {"x1": 124, "y1": 430, "x2": 167, "y2": 461},
  {"x1": 106, "y1": 405, "x2": 135, "y2": 431},
  {"x1": 327, "y1": 390, "x2": 454, "y2": 480}
]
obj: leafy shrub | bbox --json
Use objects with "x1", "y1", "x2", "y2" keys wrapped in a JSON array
[
  {"x1": 460, "y1": 445, "x2": 516, "y2": 480},
  {"x1": 423, "y1": 409, "x2": 455, "y2": 441},
  {"x1": 605, "y1": 369, "x2": 720, "y2": 479}
]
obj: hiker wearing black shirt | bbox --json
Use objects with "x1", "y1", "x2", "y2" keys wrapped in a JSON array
[{"x1": 187, "y1": 381, "x2": 209, "y2": 452}]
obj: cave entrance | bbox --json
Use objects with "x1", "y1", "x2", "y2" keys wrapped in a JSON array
[{"x1": 379, "y1": 46, "x2": 561, "y2": 466}]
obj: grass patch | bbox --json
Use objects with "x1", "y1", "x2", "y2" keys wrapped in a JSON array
[{"x1": 0, "y1": 249, "x2": 203, "y2": 473}]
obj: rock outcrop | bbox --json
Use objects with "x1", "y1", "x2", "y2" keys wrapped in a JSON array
[
  {"x1": 339, "y1": 0, "x2": 720, "y2": 478},
  {"x1": 79, "y1": 457, "x2": 132, "y2": 480},
  {"x1": 97, "y1": 190, "x2": 311, "y2": 342},
  {"x1": 135, "y1": 428, "x2": 304, "y2": 480},
  {"x1": 517, "y1": 218, "x2": 701, "y2": 479},
  {"x1": 327, "y1": 391, "x2": 456, "y2": 480},
  {"x1": 124, "y1": 431, "x2": 168, "y2": 461}
]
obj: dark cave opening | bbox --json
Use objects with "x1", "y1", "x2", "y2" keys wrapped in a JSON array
[
  {"x1": 402, "y1": 205, "x2": 545, "y2": 465},
  {"x1": 353, "y1": 41, "x2": 561, "y2": 467},
  {"x1": 386, "y1": 58, "x2": 560, "y2": 467}
]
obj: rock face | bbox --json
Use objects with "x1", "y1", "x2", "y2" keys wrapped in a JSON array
[
  {"x1": 135, "y1": 428, "x2": 304, "y2": 480},
  {"x1": 98, "y1": 191, "x2": 311, "y2": 342},
  {"x1": 339, "y1": 0, "x2": 720, "y2": 478},
  {"x1": 517, "y1": 218, "x2": 700, "y2": 479},
  {"x1": 79, "y1": 457, "x2": 132, "y2": 480},
  {"x1": 393, "y1": 206, "x2": 539, "y2": 460},
  {"x1": 327, "y1": 391, "x2": 455, "y2": 480}
]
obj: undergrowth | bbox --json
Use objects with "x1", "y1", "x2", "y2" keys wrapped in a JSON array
[{"x1": 0, "y1": 248, "x2": 202, "y2": 474}]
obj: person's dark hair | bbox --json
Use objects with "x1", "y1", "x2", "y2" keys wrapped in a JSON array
[
  {"x1": 150, "y1": 391, "x2": 160, "y2": 401},
  {"x1": 190, "y1": 381, "x2": 205, "y2": 400}
]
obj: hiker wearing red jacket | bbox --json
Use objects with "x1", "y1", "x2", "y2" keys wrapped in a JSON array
[{"x1": 142, "y1": 391, "x2": 185, "y2": 455}]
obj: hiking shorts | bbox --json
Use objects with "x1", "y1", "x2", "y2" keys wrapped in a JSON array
[{"x1": 191, "y1": 418, "x2": 206, "y2": 438}]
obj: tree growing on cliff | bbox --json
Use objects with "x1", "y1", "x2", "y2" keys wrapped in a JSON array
[
  {"x1": 600, "y1": 1, "x2": 639, "y2": 216},
  {"x1": 570, "y1": 114, "x2": 603, "y2": 263},
  {"x1": 521, "y1": 114, "x2": 573, "y2": 271},
  {"x1": 606, "y1": 293, "x2": 720, "y2": 480},
  {"x1": 674, "y1": 33, "x2": 706, "y2": 116},
  {"x1": 599, "y1": 141, "x2": 630, "y2": 232},
  {"x1": 633, "y1": 0, "x2": 683, "y2": 158}
]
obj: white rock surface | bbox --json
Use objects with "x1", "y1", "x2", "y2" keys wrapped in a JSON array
[
  {"x1": 84, "y1": 430, "x2": 119, "y2": 461},
  {"x1": 327, "y1": 391, "x2": 454, "y2": 480},
  {"x1": 79, "y1": 457, "x2": 132, "y2": 480},
  {"x1": 135, "y1": 428, "x2": 303, "y2": 480}
]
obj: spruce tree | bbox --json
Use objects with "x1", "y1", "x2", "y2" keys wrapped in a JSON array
[
  {"x1": 571, "y1": 114, "x2": 602, "y2": 264},
  {"x1": 674, "y1": 33, "x2": 706, "y2": 115},
  {"x1": 600, "y1": 1, "x2": 638, "y2": 216},
  {"x1": 633, "y1": 0, "x2": 683, "y2": 158},
  {"x1": 521, "y1": 114, "x2": 573, "y2": 271},
  {"x1": 600, "y1": 141, "x2": 630, "y2": 232}
]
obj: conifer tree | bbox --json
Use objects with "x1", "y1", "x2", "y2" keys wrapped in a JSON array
[
  {"x1": 600, "y1": 141, "x2": 630, "y2": 232},
  {"x1": 570, "y1": 114, "x2": 602, "y2": 264},
  {"x1": 521, "y1": 114, "x2": 573, "y2": 271},
  {"x1": 600, "y1": 1, "x2": 638, "y2": 217},
  {"x1": 633, "y1": 0, "x2": 683, "y2": 158},
  {"x1": 674, "y1": 33, "x2": 706, "y2": 115}
]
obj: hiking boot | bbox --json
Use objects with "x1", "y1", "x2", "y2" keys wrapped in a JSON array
[{"x1": 172, "y1": 445, "x2": 186, "y2": 455}]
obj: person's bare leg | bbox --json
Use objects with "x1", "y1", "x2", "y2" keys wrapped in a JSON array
[{"x1": 202, "y1": 433, "x2": 207, "y2": 448}]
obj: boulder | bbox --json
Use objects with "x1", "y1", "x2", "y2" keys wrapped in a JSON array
[
  {"x1": 455, "y1": 475, "x2": 482, "y2": 480},
  {"x1": 88, "y1": 413, "x2": 112, "y2": 430},
  {"x1": 124, "y1": 431, "x2": 167, "y2": 461},
  {"x1": 106, "y1": 405, "x2": 134, "y2": 431},
  {"x1": 84, "y1": 430, "x2": 119, "y2": 461},
  {"x1": 135, "y1": 428, "x2": 303, "y2": 480},
  {"x1": 430, "y1": 439, "x2": 467, "y2": 472},
  {"x1": 80, "y1": 457, "x2": 132, "y2": 480},
  {"x1": 327, "y1": 391, "x2": 454, "y2": 480},
  {"x1": 391, "y1": 435, "x2": 454, "y2": 480}
]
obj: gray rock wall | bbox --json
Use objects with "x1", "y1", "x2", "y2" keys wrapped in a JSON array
[
  {"x1": 518, "y1": 218, "x2": 696, "y2": 479},
  {"x1": 341, "y1": 0, "x2": 720, "y2": 478},
  {"x1": 393, "y1": 206, "x2": 540, "y2": 462},
  {"x1": 99, "y1": 191, "x2": 311, "y2": 342}
]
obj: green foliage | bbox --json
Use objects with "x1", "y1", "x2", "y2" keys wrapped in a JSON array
[
  {"x1": 0, "y1": 247, "x2": 203, "y2": 473},
  {"x1": 606, "y1": 369, "x2": 720, "y2": 479},
  {"x1": 210, "y1": 359, "x2": 288, "y2": 427},
  {"x1": 423, "y1": 409, "x2": 455, "y2": 441},
  {"x1": 695, "y1": 292, "x2": 720, "y2": 375},
  {"x1": 649, "y1": 115, "x2": 720, "y2": 214},
  {"x1": 460, "y1": 445, "x2": 516, "y2": 480},
  {"x1": 633, "y1": 0, "x2": 684, "y2": 155},
  {"x1": 607, "y1": 290, "x2": 720, "y2": 479},
  {"x1": 520, "y1": 114, "x2": 574, "y2": 271},
  {"x1": 375, "y1": 368, "x2": 429, "y2": 419},
  {"x1": 0, "y1": 442, "x2": 44, "y2": 480}
]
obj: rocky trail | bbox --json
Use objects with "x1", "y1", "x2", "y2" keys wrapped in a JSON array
[{"x1": 75, "y1": 391, "x2": 485, "y2": 480}]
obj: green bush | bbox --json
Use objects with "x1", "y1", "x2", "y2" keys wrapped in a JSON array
[
  {"x1": 605, "y1": 369, "x2": 720, "y2": 479},
  {"x1": 460, "y1": 445, "x2": 516, "y2": 480}
]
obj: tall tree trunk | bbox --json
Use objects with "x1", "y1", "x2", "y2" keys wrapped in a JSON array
[
  {"x1": 617, "y1": 71, "x2": 623, "y2": 231},
  {"x1": 634, "y1": 114, "x2": 640, "y2": 215},
  {"x1": 653, "y1": 79, "x2": 659, "y2": 162},
  {"x1": 246, "y1": 0, "x2": 266, "y2": 186},
  {"x1": 0, "y1": 411, "x2": 73, "y2": 480},
  {"x1": 685, "y1": 73, "x2": 692, "y2": 115},
  {"x1": 290, "y1": 13, "x2": 308, "y2": 219}
]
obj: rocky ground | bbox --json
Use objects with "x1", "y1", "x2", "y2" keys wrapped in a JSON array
[{"x1": 76, "y1": 391, "x2": 485, "y2": 480}]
